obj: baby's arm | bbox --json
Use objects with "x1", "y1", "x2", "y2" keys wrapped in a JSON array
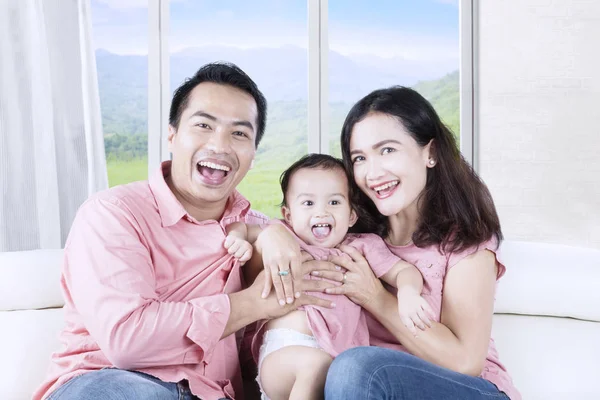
[
  {"x1": 224, "y1": 222, "x2": 260, "y2": 265},
  {"x1": 380, "y1": 261, "x2": 435, "y2": 336}
]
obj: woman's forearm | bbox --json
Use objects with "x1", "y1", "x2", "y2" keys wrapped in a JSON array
[{"x1": 365, "y1": 289, "x2": 484, "y2": 376}]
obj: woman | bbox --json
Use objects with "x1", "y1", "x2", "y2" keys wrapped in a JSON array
[{"x1": 316, "y1": 87, "x2": 520, "y2": 399}]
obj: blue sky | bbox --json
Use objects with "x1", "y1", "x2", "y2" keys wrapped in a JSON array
[{"x1": 91, "y1": 0, "x2": 458, "y2": 63}]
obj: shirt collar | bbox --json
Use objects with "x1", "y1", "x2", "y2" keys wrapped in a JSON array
[{"x1": 149, "y1": 161, "x2": 251, "y2": 227}]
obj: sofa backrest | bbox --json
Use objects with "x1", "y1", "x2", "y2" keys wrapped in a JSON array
[{"x1": 1, "y1": 242, "x2": 599, "y2": 400}]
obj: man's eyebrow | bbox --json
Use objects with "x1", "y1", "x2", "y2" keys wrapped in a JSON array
[
  {"x1": 189, "y1": 111, "x2": 254, "y2": 131},
  {"x1": 189, "y1": 111, "x2": 217, "y2": 121},
  {"x1": 232, "y1": 120, "x2": 254, "y2": 131}
]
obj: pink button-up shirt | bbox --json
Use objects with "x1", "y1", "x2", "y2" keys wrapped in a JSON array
[
  {"x1": 368, "y1": 239, "x2": 521, "y2": 400},
  {"x1": 33, "y1": 161, "x2": 268, "y2": 400}
]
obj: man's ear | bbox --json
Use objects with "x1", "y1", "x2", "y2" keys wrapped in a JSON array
[
  {"x1": 281, "y1": 206, "x2": 292, "y2": 225},
  {"x1": 167, "y1": 125, "x2": 177, "y2": 153},
  {"x1": 349, "y1": 208, "x2": 358, "y2": 227}
]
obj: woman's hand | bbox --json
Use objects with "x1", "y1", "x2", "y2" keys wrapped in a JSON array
[
  {"x1": 254, "y1": 224, "x2": 302, "y2": 306},
  {"x1": 313, "y1": 244, "x2": 387, "y2": 309}
]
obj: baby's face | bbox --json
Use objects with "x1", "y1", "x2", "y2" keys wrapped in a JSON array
[{"x1": 282, "y1": 167, "x2": 357, "y2": 248}]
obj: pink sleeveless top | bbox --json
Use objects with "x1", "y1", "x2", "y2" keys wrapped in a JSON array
[{"x1": 366, "y1": 239, "x2": 521, "y2": 400}]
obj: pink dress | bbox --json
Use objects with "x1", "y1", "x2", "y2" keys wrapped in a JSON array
[
  {"x1": 367, "y1": 238, "x2": 521, "y2": 400},
  {"x1": 252, "y1": 220, "x2": 400, "y2": 360}
]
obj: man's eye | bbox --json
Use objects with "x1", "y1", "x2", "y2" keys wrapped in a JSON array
[
  {"x1": 196, "y1": 123, "x2": 210, "y2": 129},
  {"x1": 233, "y1": 131, "x2": 249, "y2": 138}
]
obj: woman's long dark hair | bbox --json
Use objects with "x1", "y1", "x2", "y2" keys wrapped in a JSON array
[{"x1": 342, "y1": 86, "x2": 502, "y2": 254}]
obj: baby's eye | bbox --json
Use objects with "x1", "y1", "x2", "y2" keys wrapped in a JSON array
[
  {"x1": 329, "y1": 200, "x2": 341, "y2": 206},
  {"x1": 301, "y1": 200, "x2": 314, "y2": 206}
]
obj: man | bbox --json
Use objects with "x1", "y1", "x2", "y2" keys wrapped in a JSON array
[{"x1": 34, "y1": 63, "x2": 333, "y2": 400}]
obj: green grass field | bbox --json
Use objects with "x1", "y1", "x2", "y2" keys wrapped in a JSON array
[{"x1": 107, "y1": 157, "x2": 148, "y2": 187}]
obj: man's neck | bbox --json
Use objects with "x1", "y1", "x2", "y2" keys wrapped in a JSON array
[{"x1": 166, "y1": 176, "x2": 228, "y2": 222}]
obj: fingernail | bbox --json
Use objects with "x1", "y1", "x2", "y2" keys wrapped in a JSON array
[
  {"x1": 331, "y1": 302, "x2": 337, "y2": 308},
  {"x1": 286, "y1": 297, "x2": 293, "y2": 304},
  {"x1": 261, "y1": 292, "x2": 268, "y2": 299},
  {"x1": 325, "y1": 288, "x2": 332, "y2": 294},
  {"x1": 295, "y1": 292, "x2": 301, "y2": 298},
  {"x1": 279, "y1": 299, "x2": 285, "y2": 306},
  {"x1": 335, "y1": 265, "x2": 341, "y2": 270},
  {"x1": 311, "y1": 271, "x2": 320, "y2": 276}
]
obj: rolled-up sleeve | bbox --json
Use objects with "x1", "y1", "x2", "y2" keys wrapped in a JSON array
[{"x1": 63, "y1": 197, "x2": 231, "y2": 369}]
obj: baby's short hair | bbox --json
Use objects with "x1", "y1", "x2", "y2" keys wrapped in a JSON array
[{"x1": 279, "y1": 153, "x2": 349, "y2": 207}]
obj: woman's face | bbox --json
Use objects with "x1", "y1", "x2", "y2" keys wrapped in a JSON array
[{"x1": 349, "y1": 112, "x2": 433, "y2": 217}]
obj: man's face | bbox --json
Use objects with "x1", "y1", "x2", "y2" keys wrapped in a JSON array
[{"x1": 168, "y1": 82, "x2": 258, "y2": 208}]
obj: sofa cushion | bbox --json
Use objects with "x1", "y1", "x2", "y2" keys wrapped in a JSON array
[
  {"x1": 0, "y1": 249, "x2": 64, "y2": 311},
  {"x1": 492, "y1": 313, "x2": 600, "y2": 400},
  {"x1": 495, "y1": 241, "x2": 600, "y2": 322},
  {"x1": 0, "y1": 308, "x2": 64, "y2": 400}
]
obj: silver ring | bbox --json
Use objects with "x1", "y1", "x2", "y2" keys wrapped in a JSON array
[
  {"x1": 343, "y1": 273, "x2": 347, "y2": 283},
  {"x1": 278, "y1": 270, "x2": 290, "y2": 277}
]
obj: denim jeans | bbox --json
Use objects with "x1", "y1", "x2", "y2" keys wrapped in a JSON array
[
  {"x1": 324, "y1": 347, "x2": 510, "y2": 400},
  {"x1": 47, "y1": 368, "x2": 228, "y2": 400}
]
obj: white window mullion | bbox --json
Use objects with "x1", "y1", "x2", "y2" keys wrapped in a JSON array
[
  {"x1": 319, "y1": 0, "x2": 329, "y2": 155},
  {"x1": 159, "y1": 0, "x2": 170, "y2": 162},
  {"x1": 307, "y1": 0, "x2": 321, "y2": 155},
  {"x1": 148, "y1": 0, "x2": 170, "y2": 174},
  {"x1": 459, "y1": 0, "x2": 476, "y2": 169}
]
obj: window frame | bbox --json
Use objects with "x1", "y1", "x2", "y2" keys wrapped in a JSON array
[{"x1": 146, "y1": 0, "x2": 476, "y2": 173}]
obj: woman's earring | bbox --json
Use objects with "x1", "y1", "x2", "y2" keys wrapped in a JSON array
[{"x1": 429, "y1": 159, "x2": 435, "y2": 166}]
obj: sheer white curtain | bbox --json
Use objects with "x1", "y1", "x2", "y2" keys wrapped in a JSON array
[{"x1": 0, "y1": 0, "x2": 107, "y2": 252}]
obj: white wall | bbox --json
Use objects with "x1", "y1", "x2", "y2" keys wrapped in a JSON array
[{"x1": 478, "y1": 0, "x2": 600, "y2": 249}]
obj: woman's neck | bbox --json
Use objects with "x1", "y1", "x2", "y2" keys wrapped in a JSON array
[{"x1": 387, "y1": 206, "x2": 420, "y2": 246}]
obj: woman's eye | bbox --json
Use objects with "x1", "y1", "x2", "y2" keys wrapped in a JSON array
[
  {"x1": 382, "y1": 147, "x2": 396, "y2": 155},
  {"x1": 352, "y1": 156, "x2": 365, "y2": 164}
]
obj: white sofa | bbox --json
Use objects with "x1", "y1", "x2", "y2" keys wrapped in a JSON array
[{"x1": 1, "y1": 242, "x2": 599, "y2": 400}]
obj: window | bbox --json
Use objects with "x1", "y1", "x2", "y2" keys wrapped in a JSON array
[
  {"x1": 91, "y1": 0, "x2": 149, "y2": 186},
  {"x1": 170, "y1": 0, "x2": 309, "y2": 217},
  {"x1": 91, "y1": 0, "x2": 467, "y2": 214},
  {"x1": 328, "y1": 0, "x2": 460, "y2": 156}
]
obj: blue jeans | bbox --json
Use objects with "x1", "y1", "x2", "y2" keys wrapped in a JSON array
[
  {"x1": 47, "y1": 368, "x2": 227, "y2": 400},
  {"x1": 325, "y1": 347, "x2": 510, "y2": 400}
]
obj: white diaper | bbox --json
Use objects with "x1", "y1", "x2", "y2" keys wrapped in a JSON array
[{"x1": 256, "y1": 328, "x2": 322, "y2": 400}]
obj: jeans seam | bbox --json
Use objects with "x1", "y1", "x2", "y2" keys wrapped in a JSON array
[{"x1": 366, "y1": 363, "x2": 507, "y2": 398}]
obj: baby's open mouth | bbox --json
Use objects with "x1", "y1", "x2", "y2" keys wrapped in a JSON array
[{"x1": 311, "y1": 223, "x2": 332, "y2": 239}]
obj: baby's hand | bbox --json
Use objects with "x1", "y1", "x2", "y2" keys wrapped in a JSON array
[
  {"x1": 224, "y1": 235, "x2": 253, "y2": 265},
  {"x1": 397, "y1": 288, "x2": 435, "y2": 336}
]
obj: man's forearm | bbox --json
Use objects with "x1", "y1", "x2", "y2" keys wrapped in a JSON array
[{"x1": 222, "y1": 287, "x2": 265, "y2": 339}]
